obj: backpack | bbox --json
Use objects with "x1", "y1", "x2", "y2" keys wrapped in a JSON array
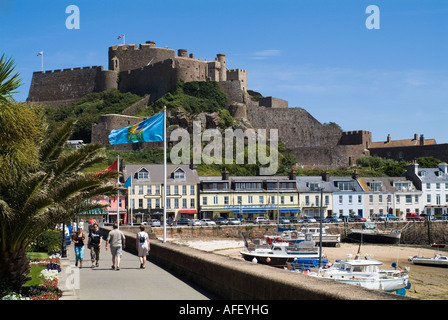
[{"x1": 138, "y1": 232, "x2": 147, "y2": 243}]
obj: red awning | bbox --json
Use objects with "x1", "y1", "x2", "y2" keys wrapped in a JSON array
[{"x1": 178, "y1": 210, "x2": 197, "y2": 214}]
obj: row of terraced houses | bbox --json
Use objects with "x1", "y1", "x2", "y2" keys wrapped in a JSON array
[{"x1": 90, "y1": 162, "x2": 448, "y2": 224}]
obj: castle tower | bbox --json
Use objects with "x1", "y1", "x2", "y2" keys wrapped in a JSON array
[{"x1": 217, "y1": 53, "x2": 226, "y2": 81}]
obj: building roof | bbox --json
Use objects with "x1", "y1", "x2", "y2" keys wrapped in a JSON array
[
  {"x1": 123, "y1": 164, "x2": 199, "y2": 184},
  {"x1": 370, "y1": 134, "x2": 436, "y2": 148}
]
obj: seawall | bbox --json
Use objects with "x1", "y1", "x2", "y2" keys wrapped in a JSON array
[{"x1": 100, "y1": 225, "x2": 413, "y2": 300}]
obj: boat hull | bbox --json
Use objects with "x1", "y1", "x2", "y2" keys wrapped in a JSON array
[
  {"x1": 326, "y1": 277, "x2": 409, "y2": 292},
  {"x1": 411, "y1": 258, "x2": 448, "y2": 267},
  {"x1": 347, "y1": 231, "x2": 401, "y2": 244},
  {"x1": 240, "y1": 250, "x2": 320, "y2": 267}
]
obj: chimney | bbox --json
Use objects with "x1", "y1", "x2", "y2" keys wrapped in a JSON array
[
  {"x1": 222, "y1": 168, "x2": 229, "y2": 180},
  {"x1": 420, "y1": 134, "x2": 424, "y2": 146},
  {"x1": 352, "y1": 169, "x2": 359, "y2": 180},
  {"x1": 386, "y1": 134, "x2": 391, "y2": 143},
  {"x1": 407, "y1": 161, "x2": 419, "y2": 176},
  {"x1": 414, "y1": 133, "x2": 418, "y2": 140},
  {"x1": 439, "y1": 163, "x2": 448, "y2": 174},
  {"x1": 321, "y1": 171, "x2": 330, "y2": 182},
  {"x1": 288, "y1": 169, "x2": 296, "y2": 181}
]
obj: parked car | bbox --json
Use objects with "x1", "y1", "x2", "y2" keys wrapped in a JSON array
[
  {"x1": 201, "y1": 219, "x2": 216, "y2": 226},
  {"x1": 406, "y1": 212, "x2": 424, "y2": 221},
  {"x1": 352, "y1": 215, "x2": 367, "y2": 222},
  {"x1": 214, "y1": 217, "x2": 229, "y2": 225},
  {"x1": 378, "y1": 214, "x2": 399, "y2": 221},
  {"x1": 290, "y1": 217, "x2": 300, "y2": 223},
  {"x1": 301, "y1": 216, "x2": 317, "y2": 223},
  {"x1": 227, "y1": 218, "x2": 241, "y2": 225},
  {"x1": 279, "y1": 216, "x2": 290, "y2": 224},
  {"x1": 189, "y1": 219, "x2": 202, "y2": 226},
  {"x1": 177, "y1": 218, "x2": 191, "y2": 225},
  {"x1": 323, "y1": 216, "x2": 342, "y2": 223},
  {"x1": 254, "y1": 216, "x2": 269, "y2": 224},
  {"x1": 150, "y1": 219, "x2": 161, "y2": 227}
]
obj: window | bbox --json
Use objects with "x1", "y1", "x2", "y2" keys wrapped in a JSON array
[
  {"x1": 166, "y1": 198, "x2": 171, "y2": 209},
  {"x1": 436, "y1": 183, "x2": 441, "y2": 190},
  {"x1": 182, "y1": 198, "x2": 187, "y2": 208},
  {"x1": 173, "y1": 185, "x2": 178, "y2": 195},
  {"x1": 406, "y1": 195, "x2": 412, "y2": 204},
  {"x1": 212, "y1": 183, "x2": 218, "y2": 190},
  {"x1": 290, "y1": 196, "x2": 294, "y2": 203},
  {"x1": 281, "y1": 196, "x2": 285, "y2": 204},
  {"x1": 166, "y1": 185, "x2": 170, "y2": 195},
  {"x1": 369, "y1": 195, "x2": 373, "y2": 204},
  {"x1": 305, "y1": 196, "x2": 310, "y2": 206},
  {"x1": 174, "y1": 169, "x2": 185, "y2": 180},
  {"x1": 174, "y1": 199, "x2": 179, "y2": 209},
  {"x1": 182, "y1": 185, "x2": 187, "y2": 195},
  {"x1": 348, "y1": 195, "x2": 352, "y2": 204},
  {"x1": 224, "y1": 196, "x2": 229, "y2": 205},
  {"x1": 259, "y1": 196, "x2": 264, "y2": 204},
  {"x1": 190, "y1": 198, "x2": 195, "y2": 208},
  {"x1": 155, "y1": 186, "x2": 160, "y2": 194},
  {"x1": 190, "y1": 185, "x2": 195, "y2": 195},
  {"x1": 237, "y1": 196, "x2": 243, "y2": 204},
  {"x1": 339, "y1": 195, "x2": 343, "y2": 204},
  {"x1": 427, "y1": 194, "x2": 431, "y2": 203},
  {"x1": 138, "y1": 199, "x2": 143, "y2": 208},
  {"x1": 248, "y1": 196, "x2": 253, "y2": 204},
  {"x1": 378, "y1": 195, "x2": 383, "y2": 203},
  {"x1": 271, "y1": 196, "x2": 275, "y2": 204},
  {"x1": 155, "y1": 198, "x2": 160, "y2": 208},
  {"x1": 436, "y1": 194, "x2": 441, "y2": 205},
  {"x1": 396, "y1": 195, "x2": 400, "y2": 203},
  {"x1": 325, "y1": 195, "x2": 329, "y2": 205},
  {"x1": 147, "y1": 198, "x2": 151, "y2": 209},
  {"x1": 358, "y1": 195, "x2": 362, "y2": 204},
  {"x1": 131, "y1": 199, "x2": 135, "y2": 209},
  {"x1": 138, "y1": 185, "x2": 144, "y2": 195},
  {"x1": 337, "y1": 181, "x2": 354, "y2": 191},
  {"x1": 137, "y1": 169, "x2": 149, "y2": 180},
  {"x1": 213, "y1": 196, "x2": 218, "y2": 205},
  {"x1": 426, "y1": 183, "x2": 431, "y2": 190},
  {"x1": 415, "y1": 195, "x2": 419, "y2": 203},
  {"x1": 202, "y1": 197, "x2": 207, "y2": 205}
]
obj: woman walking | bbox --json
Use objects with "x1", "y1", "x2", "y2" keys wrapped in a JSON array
[
  {"x1": 136, "y1": 225, "x2": 150, "y2": 269},
  {"x1": 72, "y1": 227, "x2": 86, "y2": 268}
]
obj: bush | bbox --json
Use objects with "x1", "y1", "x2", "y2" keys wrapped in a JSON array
[{"x1": 28, "y1": 230, "x2": 61, "y2": 253}]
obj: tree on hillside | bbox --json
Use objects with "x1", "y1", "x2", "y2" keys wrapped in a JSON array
[{"x1": 0, "y1": 55, "x2": 118, "y2": 292}]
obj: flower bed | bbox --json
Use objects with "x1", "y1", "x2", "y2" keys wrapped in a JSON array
[{"x1": 2, "y1": 252, "x2": 63, "y2": 300}]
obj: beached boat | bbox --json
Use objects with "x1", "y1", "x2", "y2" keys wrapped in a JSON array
[
  {"x1": 306, "y1": 254, "x2": 410, "y2": 293},
  {"x1": 347, "y1": 222, "x2": 401, "y2": 244},
  {"x1": 265, "y1": 226, "x2": 340, "y2": 247},
  {"x1": 409, "y1": 254, "x2": 448, "y2": 267},
  {"x1": 240, "y1": 233, "x2": 320, "y2": 267}
]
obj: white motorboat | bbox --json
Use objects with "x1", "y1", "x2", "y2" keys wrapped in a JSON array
[
  {"x1": 240, "y1": 233, "x2": 320, "y2": 267},
  {"x1": 307, "y1": 254, "x2": 410, "y2": 293},
  {"x1": 409, "y1": 254, "x2": 448, "y2": 267},
  {"x1": 265, "y1": 226, "x2": 340, "y2": 247}
]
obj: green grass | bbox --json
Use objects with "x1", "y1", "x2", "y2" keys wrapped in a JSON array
[{"x1": 24, "y1": 252, "x2": 49, "y2": 287}]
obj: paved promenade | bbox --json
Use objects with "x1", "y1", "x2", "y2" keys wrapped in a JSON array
[{"x1": 59, "y1": 242, "x2": 214, "y2": 300}]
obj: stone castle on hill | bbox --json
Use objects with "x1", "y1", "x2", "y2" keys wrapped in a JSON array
[{"x1": 27, "y1": 40, "x2": 448, "y2": 169}]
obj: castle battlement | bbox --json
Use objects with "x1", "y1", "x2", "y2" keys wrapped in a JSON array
[{"x1": 34, "y1": 66, "x2": 104, "y2": 75}]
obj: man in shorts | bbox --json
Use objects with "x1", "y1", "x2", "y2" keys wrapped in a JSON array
[{"x1": 105, "y1": 223, "x2": 126, "y2": 270}]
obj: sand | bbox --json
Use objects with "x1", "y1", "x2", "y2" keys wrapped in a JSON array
[{"x1": 171, "y1": 239, "x2": 448, "y2": 300}]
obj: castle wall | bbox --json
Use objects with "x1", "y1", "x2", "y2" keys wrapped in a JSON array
[
  {"x1": 27, "y1": 66, "x2": 117, "y2": 106},
  {"x1": 246, "y1": 102, "x2": 342, "y2": 149},
  {"x1": 109, "y1": 42, "x2": 176, "y2": 72},
  {"x1": 118, "y1": 60, "x2": 175, "y2": 101}
]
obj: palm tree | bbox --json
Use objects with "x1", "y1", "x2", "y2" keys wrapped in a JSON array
[
  {"x1": 0, "y1": 54, "x2": 118, "y2": 292},
  {"x1": 0, "y1": 54, "x2": 21, "y2": 105},
  {"x1": 0, "y1": 119, "x2": 118, "y2": 291}
]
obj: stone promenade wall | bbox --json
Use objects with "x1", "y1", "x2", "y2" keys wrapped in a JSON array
[{"x1": 100, "y1": 226, "x2": 410, "y2": 300}]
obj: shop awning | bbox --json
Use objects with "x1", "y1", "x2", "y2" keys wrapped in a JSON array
[{"x1": 179, "y1": 210, "x2": 197, "y2": 214}]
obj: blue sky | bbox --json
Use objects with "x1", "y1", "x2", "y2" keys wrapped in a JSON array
[{"x1": 1, "y1": 0, "x2": 447, "y2": 143}]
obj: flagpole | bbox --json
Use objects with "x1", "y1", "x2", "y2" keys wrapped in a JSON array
[
  {"x1": 163, "y1": 106, "x2": 167, "y2": 243},
  {"x1": 117, "y1": 155, "x2": 120, "y2": 229},
  {"x1": 41, "y1": 52, "x2": 43, "y2": 72}
]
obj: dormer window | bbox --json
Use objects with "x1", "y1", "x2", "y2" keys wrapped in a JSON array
[
  {"x1": 173, "y1": 168, "x2": 186, "y2": 180},
  {"x1": 137, "y1": 168, "x2": 149, "y2": 180}
]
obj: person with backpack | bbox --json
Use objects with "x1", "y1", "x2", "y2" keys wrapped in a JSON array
[{"x1": 136, "y1": 225, "x2": 150, "y2": 269}]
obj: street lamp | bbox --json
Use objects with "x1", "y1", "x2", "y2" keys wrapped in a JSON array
[{"x1": 318, "y1": 187, "x2": 324, "y2": 267}]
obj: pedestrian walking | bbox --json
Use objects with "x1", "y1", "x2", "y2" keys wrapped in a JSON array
[
  {"x1": 72, "y1": 227, "x2": 86, "y2": 268},
  {"x1": 88, "y1": 223, "x2": 102, "y2": 268},
  {"x1": 105, "y1": 223, "x2": 126, "y2": 270},
  {"x1": 136, "y1": 225, "x2": 150, "y2": 269}
]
